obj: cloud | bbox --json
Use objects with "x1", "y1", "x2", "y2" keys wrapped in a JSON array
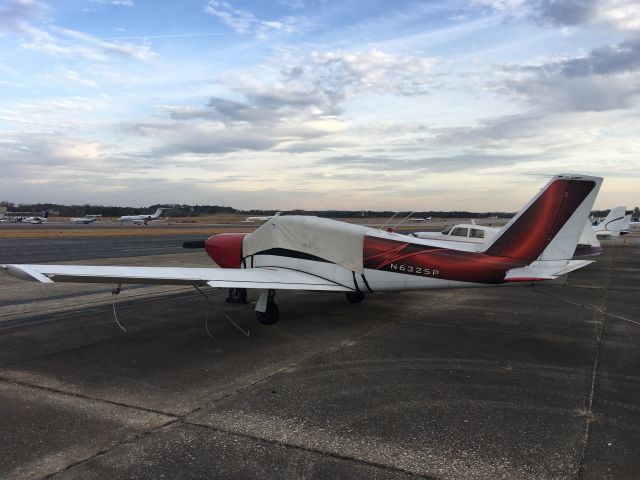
[
  {"x1": 157, "y1": 47, "x2": 435, "y2": 156},
  {"x1": 476, "y1": 0, "x2": 640, "y2": 32},
  {"x1": 533, "y1": 0, "x2": 640, "y2": 32},
  {"x1": 1, "y1": 1, "x2": 154, "y2": 61},
  {"x1": 0, "y1": 0, "x2": 47, "y2": 31},
  {"x1": 44, "y1": 68, "x2": 98, "y2": 88},
  {"x1": 90, "y1": 0, "x2": 135, "y2": 6},
  {"x1": 18, "y1": 24, "x2": 155, "y2": 61},
  {"x1": 318, "y1": 153, "x2": 527, "y2": 173},
  {"x1": 166, "y1": 97, "x2": 282, "y2": 125},
  {"x1": 204, "y1": 0, "x2": 309, "y2": 38},
  {"x1": 496, "y1": 38, "x2": 640, "y2": 111},
  {"x1": 151, "y1": 124, "x2": 278, "y2": 155}
]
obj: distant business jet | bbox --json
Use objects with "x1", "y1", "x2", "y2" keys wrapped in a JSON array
[
  {"x1": 409, "y1": 216, "x2": 432, "y2": 222},
  {"x1": 70, "y1": 215, "x2": 101, "y2": 224},
  {"x1": 117, "y1": 208, "x2": 170, "y2": 225},
  {"x1": 244, "y1": 212, "x2": 281, "y2": 222}
]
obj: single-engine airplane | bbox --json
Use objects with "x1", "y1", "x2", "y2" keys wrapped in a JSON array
[{"x1": 1, "y1": 174, "x2": 602, "y2": 325}]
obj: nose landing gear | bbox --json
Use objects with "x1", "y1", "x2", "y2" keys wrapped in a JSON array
[{"x1": 255, "y1": 289, "x2": 279, "y2": 325}]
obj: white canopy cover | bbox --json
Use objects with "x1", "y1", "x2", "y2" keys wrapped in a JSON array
[{"x1": 242, "y1": 216, "x2": 371, "y2": 273}]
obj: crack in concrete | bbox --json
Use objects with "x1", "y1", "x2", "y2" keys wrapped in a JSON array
[
  {"x1": 25, "y1": 291, "x2": 461, "y2": 479},
  {"x1": 576, "y1": 248, "x2": 614, "y2": 480}
]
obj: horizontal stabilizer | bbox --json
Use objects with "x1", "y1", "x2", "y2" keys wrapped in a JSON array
[{"x1": 504, "y1": 259, "x2": 593, "y2": 282}]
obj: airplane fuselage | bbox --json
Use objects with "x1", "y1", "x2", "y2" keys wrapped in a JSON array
[{"x1": 204, "y1": 231, "x2": 536, "y2": 293}]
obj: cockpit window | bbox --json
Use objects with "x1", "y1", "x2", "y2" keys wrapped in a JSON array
[
  {"x1": 469, "y1": 228, "x2": 485, "y2": 238},
  {"x1": 441, "y1": 227, "x2": 452, "y2": 235},
  {"x1": 451, "y1": 227, "x2": 469, "y2": 237}
]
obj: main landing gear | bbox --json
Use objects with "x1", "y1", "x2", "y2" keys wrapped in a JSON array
[
  {"x1": 255, "y1": 289, "x2": 279, "y2": 325},
  {"x1": 226, "y1": 287, "x2": 248, "y2": 304},
  {"x1": 346, "y1": 291, "x2": 365, "y2": 304}
]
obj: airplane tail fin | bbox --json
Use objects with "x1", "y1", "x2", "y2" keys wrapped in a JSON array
[
  {"x1": 597, "y1": 206, "x2": 626, "y2": 236},
  {"x1": 622, "y1": 213, "x2": 632, "y2": 231},
  {"x1": 484, "y1": 174, "x2": 602, "y2": 262},
  {"x1": 43, "y1": 210, "x2": 49, "y2": 219}
]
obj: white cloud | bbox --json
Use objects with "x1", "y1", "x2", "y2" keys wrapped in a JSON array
[
  {"x1": 45, "y1": 68, "x2": 98, "y2": 88},
  {"x1": 90, "y1": 0, "x2": 135, "y2": 6},
  {"x1": 1, "y1": 1, "x2": 155, "y2": 61},
  {"x1": 204, "y1": 0, "x2": 310, "y2": 38}
]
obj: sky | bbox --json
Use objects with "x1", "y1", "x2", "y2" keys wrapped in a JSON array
[{"x1": 0, "y1": 0, "x2": 639, "y2": 211}]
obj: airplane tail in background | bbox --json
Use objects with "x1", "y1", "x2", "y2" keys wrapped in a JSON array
[
  {"x1": 484, "y1": 174, "x2": 602, "y2": 262},
  {"x1": 151, "y1": 208, "x2": 170, "y2": 219},
  {"x1": 43, "y1": 210, "x2": 49, "y2": 219},
  {"x1": 621, "y1": 212, "x2": 632, "y2": 234},
  {"x1": 594, "y1": 206, "x2": 626, "y2": 237}
]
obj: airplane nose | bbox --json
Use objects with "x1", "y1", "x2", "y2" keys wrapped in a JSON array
[{"x1": 204, "y1": 233, "x2": 247, "y2": 268}]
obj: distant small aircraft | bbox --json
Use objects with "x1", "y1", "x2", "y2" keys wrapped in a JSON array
[
  {"x1": 244, "y1": 212, "x2": 281, "y2": 222},
  {"x1": 409, "y1": 216, "x2": 432, "y2": 222},
  {"x1": 411, "y1": 221, "x2": 498, "y2": 244},
  {"x1": 70, "y1": 215, "x2": 101, "y2": 224},
  {"x1": 0, "y1": 212, "x2": 8, "y2": 223},
  {"x1": 592, "y1": 206, "x2": 626, "y2": 238},
  {"x1": 2, "y1": 174, "x2": 603, "y2": 326},
  {"x1": 117, "y1": 208, "x2": 170, "y2": 225},
  {"x1": 411, "y1": 219, "x2": 602, "y2": 256},
  {"x1": 17, "y1": 210, "x2": 49, "y2": 224}
]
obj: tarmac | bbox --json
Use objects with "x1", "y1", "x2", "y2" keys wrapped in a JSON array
[{"x1": 0, "y1": 232, "x2": 638, "y2": 479}]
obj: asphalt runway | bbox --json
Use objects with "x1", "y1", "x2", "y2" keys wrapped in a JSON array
[
  {"x1": 0, "y1": 235, "x2": 638, "y2": 479},
  {"x1": 0, "y1": 235, "x2": 203, "y2": 263}
]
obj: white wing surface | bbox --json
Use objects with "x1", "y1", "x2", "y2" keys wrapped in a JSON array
[{"x1": 1, "y1": 264, "x2": 352, "y2": 292}]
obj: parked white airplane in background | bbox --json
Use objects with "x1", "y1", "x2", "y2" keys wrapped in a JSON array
[
  {"x1": 411, "y1": 219, "x2": 601, "y2": 256},
  {"x1": 117, "y1": 208, "x2": 170, "y2": 225},
  {"x1": 244, "y1": 212, "x2": 281, "y2": 222},
  {"x1": 411, "y1": 221, "x2": 498, "y2": 244},
  {"x1": 2, "y1": 174, "x2": 602, "y2": 325},
  {"x1": 592, "y1": 206, "x2": 626, "y2": 238},
  {"x1": 409, "y1": 216, "x2": 432, "y2": 222},
  {"x1": 17, "y1": 211, "x2": 49, "y2": 224},
  {"x1": 0, "y1": 212, "x2": 8, "y2": 223},
  {"x1": 70, "y1": 215, "x2": 101, "y2": 224}
]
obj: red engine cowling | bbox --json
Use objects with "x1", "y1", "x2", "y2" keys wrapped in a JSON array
[{"x1": 204, "y1": 233, "x2": 247, "y2": 268}]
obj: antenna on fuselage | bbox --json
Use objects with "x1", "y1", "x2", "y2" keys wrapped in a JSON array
[
  {"x1": 379, "y1": 212, "x2": 400, "y2": 230},
  {"x1": 392, "y1": 211, "x2": 414, "y2": 230}
]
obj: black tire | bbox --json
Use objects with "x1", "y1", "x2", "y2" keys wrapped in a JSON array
[
  {"x1": 256, "y1": 302, "x2": 279, "y2": 325},
  {"x1": 346, "y1": 291, "x2": 365, "y2": 304},
  {"x1": 226, "y1": 288, "x2": 247, "y2": 304}
]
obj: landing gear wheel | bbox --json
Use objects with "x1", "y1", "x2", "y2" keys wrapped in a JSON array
[
  {"x1": 256, "y1": 302, "x2": 279, "y2": 325},
  {"x1": 226, "y1": 288, "x2": 247, "y2": 304},
  {"x1": 346, "y1": 291, "x2": 365, "y2": 304}
]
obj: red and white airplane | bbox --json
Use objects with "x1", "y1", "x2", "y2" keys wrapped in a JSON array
[{"x1": 1, "y1": 174, "x2": 602, "y2": 325}]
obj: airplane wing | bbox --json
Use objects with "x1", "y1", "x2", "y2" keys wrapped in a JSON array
[{"x1": 0, "y1": 264, "x2": 353, "y2": 292}]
